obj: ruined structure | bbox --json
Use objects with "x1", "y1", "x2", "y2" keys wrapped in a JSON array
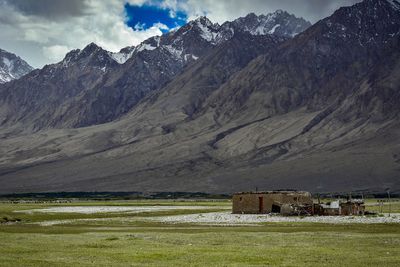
[
  {"x1": 232, "y1": 191, "x2": 366, "y2": 216},
  {"x1": 232, "y1": 191, "x2": 313, "y2": 215},
  {"x1": 313, "y1": 200, "x2": 365, "y2": 216}
]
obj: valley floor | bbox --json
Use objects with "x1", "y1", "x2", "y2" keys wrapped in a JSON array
[{"x1": 0, "y1": 200, "x2": 399, "y2": 266}]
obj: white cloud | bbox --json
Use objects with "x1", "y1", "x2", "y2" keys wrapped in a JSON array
[
  {"x1": 0, "y1": 0, "x2": 165, "y2": 68},
  {"x1": 153, "y1": 22, "x2": 169, "y2": 31},
  {"x1": 42, "y1": 45, "x2": 71, "y2": 62}
]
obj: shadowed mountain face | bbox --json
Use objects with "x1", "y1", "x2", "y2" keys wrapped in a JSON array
[
  {"x1": 209, "y1": 0, "x2": 400, "y2": 122},
  {"x1": 0, "y1": 49, "x2": 33, "y2": 84},
  {"x1": 0, "y1": 0, "x2": 399, "y2": 194},
  {"x1": 0, "y1": 11, "x2": 310, "y2": 132}
]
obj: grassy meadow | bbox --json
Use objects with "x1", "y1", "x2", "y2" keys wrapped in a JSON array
[{"x1": 0, "y1": 199, "x2": 399, "y2": 266}]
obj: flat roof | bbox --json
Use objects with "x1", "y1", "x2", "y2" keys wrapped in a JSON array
[{"x1": 233, "y1": 191, "x2": 311, "y2": 195}]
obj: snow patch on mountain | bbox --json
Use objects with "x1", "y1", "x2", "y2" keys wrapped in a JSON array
[
  {"x1": 197, "y1": 20, "x2": 219, "y2": 42},
  {"x1": 268, "y1": 24, "x2": 281, "y2": 34},
  {"x1": 136, "y1": 43, "x2": 157, "y2": 53},
  {"x1": 54, "y1": 11, "x2": 311, "y2": 69},
  {"x1": 0, "y1": 49, "x2": 33, "y2": 83},
  {"x1": 164, "y1": 45, "x2": 183, "y2": 60},
  {"x1": 3, "y1": 58, "x2": 12, "y2": 69},
  {"x1": 108, "y1": 51, "x2": 134, "y2": 64}
]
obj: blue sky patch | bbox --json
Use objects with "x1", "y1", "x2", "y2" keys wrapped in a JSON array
[{"x1": 124, "y1": 3, "x2": 188, "y2": 33}]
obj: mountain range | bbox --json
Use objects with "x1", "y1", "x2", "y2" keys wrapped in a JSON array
[{"x1": 0, "y1": 0, "x2": 399, "y2": 194}]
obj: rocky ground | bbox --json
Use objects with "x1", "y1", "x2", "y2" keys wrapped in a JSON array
[
  {"x1": 149, "y1": 211, "x2": 400, "y2": 225},
  {"x1": 17, "y1": 205, "x2": 221, "y2": 214},
  {"x1": 16, "y1": 206, "x2": 400, "y2": 226}
]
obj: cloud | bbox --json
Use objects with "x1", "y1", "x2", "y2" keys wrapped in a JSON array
[
  {"x1": 0, "y1": 0, "x2": 165, "y2": 67},
  {"x1": 42, "y1": 45, "x2": 71, "y2": 62},
  {"x1": 0, "y1": 0, "x2": 362, "y2": 68},
  {"x1": 2, "y1": 0, "x2": 90, "y2": 20}
]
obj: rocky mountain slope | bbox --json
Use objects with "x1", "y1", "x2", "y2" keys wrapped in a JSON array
[
  {"x1": 0, "y1": 0, "x2": 399, "y2": 194},
  {"x1": 0, "y1": 49, "x2": 33, "y2": 83},
  {"x1": 0, "y1": 11, "x2": 310, "y2": 132}
]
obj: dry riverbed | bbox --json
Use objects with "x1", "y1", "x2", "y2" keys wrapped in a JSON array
[
  {"x1": 16, "y1": 206, "x2": 400, "y2": 226},
  {"x1": 149, "y1": 211, "x2": 400, "y2": 225},
  {"x1": 16, "y1": 205, "x2": 225, "y2": 214}
]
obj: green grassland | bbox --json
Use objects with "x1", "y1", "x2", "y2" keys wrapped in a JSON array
[{"x1": 0, "y1": 199, "x2": 399, "y2": 267}]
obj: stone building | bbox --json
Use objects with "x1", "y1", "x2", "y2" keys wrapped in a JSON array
[{"x1": 232, "y1": 191, "x2": 313, "y2": 215}]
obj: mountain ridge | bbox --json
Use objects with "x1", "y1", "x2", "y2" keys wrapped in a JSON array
[
  {"x1": 0, "y1": 11, "x2": 310, "y2": 132},
  {"x1": 0, "y1": 0, "x2": 399, "y2": 194}
]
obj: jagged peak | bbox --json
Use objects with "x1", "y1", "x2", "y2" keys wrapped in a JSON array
[
  {"x1": 60, "y1": 10, "x2": 311, "y2": 67},
  {"x1": 81, "y1": 42, "x2": 104, "y2": 53},
  {"x1": 344, "y1": 0, "x2": 400, "y2": 12},
  {"x1": 193, "y1": 16, "x2": 214, "y2": 27},
  {"x1": 268, "y1": 9, "x2": 289, "y2": 17},
  {"x1": 229, "y1": 10, "x2": 311, "y2": 38},
  {"x1": 59, "y1": 42, "x2": 116, "y2": 69},
  {"x1": 244, "y1": 12, "x2": 258, "y2": 19},
  {"x1": 364, "y1": 0, "x2": 400, "y2": 8}
]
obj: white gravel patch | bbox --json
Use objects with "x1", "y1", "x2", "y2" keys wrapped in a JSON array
[
  {"x1": 149, "y1": 211, "x2": 400, "y2": 225},
  {"x1": 17, "y1": 205, "x2": 225, "y2": 214},
  {"x1": 36, "y1": 217, "x2": 128, "y2": 226}
]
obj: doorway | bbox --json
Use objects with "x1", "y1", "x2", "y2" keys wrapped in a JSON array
[
  {"x1": 271, "y1": 204, "x2": 281, "y2": 213},
  {"x1": 258, "y1": 197, "x2": 263, "y2": 213}
]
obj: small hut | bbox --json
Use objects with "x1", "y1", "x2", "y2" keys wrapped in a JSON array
[{"x1": 232, "y1": 191, "x2": 313, "y2": 215}]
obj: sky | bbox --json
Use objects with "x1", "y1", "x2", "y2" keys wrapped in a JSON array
[{"x1": 0, "y1": 0, "x2": 362, "y2": 68}]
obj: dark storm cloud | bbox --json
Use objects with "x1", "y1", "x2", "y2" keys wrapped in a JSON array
[
  {"x1": 275, "y1": 0, "x2": 362, "y2": 22},
  {"x1": 2, "y1": 0, "x2": 90, "y2": 20},
  {"x1": 220, "y1": 0, "x2": 363, "y2": 23}
]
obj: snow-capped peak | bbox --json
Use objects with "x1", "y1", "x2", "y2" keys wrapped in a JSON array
[
  {"x1": 241, "y1": 11, "x2": 311, "y2": 37},
  {"x1": 196, "y1": 20, "x2": 219, "y2": 42},
  {"x1": 194, "y1": 16, "x2": 215, "y2": 28},
  {"x1": 178, "y1": 11, "x2": 311, "y2": 45},
  {"x1": 0, "y1": 48, "x2": 33, "y2": 83},
  {"x1": 59, "y1": 11, "x2": 311, "y2": 68}
]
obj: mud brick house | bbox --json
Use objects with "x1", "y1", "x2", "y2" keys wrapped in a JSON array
[
  {"x1": 340, "y1": 200, "x2": 365, "y2": 215},
  {"x1": 313, "y1": 199, "x2": 366, "y2": 216},
  {"x1": 232, "y1": 191, "x2": 313, "y2": 215}
]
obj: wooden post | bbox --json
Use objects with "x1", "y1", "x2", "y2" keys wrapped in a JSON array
[{"x1": 387, "y1": 190, "x2": 391, "y2": 216}]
